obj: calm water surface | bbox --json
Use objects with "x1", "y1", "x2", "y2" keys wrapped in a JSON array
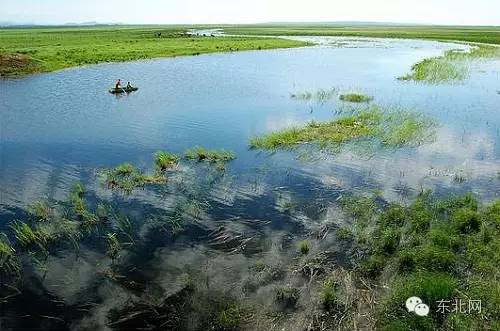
[{"x1": 1, "y1": 37, "x2": 499, "y2": 330}]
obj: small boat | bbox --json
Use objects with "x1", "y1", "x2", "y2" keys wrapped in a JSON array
[{"x1": 109, "y1": 86, "x2": 139, "y2": 94}]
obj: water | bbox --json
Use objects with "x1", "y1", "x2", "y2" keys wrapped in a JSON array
[{"x1": 1, "y1": 37, "x2": 499, "y2": 330}]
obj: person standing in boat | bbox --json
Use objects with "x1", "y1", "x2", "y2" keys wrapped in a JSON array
[{"x1": 115, "y1": 79, "x2": 122, "y2": 89}]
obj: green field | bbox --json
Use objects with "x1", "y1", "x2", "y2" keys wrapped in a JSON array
[
  {"x1": 0, "y1": 26, "x2": 307, "y2": 77},
  {"x1": 223, "y1": 24, "x2": 500, "y2": 45},
  {"x1": 2, "y1": 24, "x2": 499, "y2": 77}
]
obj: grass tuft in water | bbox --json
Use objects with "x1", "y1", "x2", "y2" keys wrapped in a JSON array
[
  {"x1": 102, "y1": 162, "x2": 165, "y2": 193},
  {"x1": 106, "y1": 233, "x2": 121, "y2": 260},
  {"x1": 298, "y1": 241, "x2": 311, "y2": 255},
  {"x1": 154, "y1": 150, "x2": 180, "y2": 172},
  {"x1": 399, "y1": 45, "x2": 500, "y2": 83},
  {"x1": 184, "y1": 146, "x2": 236, "y2": 163},
  {"x1": 250, "y1": 105, "x2": 435, "y2": 151},
  {"x1": 339, "y1": 93, "x2": 373, "y2": 103},
  {"x1": 10, "y1": 221, "x2": 48, "y2": 250},
  {"x1": 0, "y1": 238, "x2": 20, "y2": 276},
  {"x1": 28, "y1": 201, "x2": 51, "y2": 221}
]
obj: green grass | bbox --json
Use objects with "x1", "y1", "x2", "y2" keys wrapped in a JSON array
[
  {"x1": 222, "y1": 25, "x2": 500, "y2": 45},
  {"x1": 298, "y1": 240, "x2": 311, "y2": 255},
  {"x1": 102, "y1": 162, "x2": 166, "y2": 193},
  {"x1": 339, "y1": 93, "x2": 373, "y2": 103},
  {"x1": 249, "y1": 105, "x2": 435, "y2": 151},
  {"x1": 28, "y1": 201, "x2": 51, "y2": 221},
  {"x1": 399, "y1": 45, "x2": 500, "y2": 83},
  {"x1": 184, "y1": 146, "x2": 236, "y2": 163},
  {"x1": 321, "y1": 278, "x2": 338, "y2": 310},
  {"x1": 106, "y1": 233, "x2": 121, "y2": 260},
  {"x1": 343, "y1": 192, "x2": 500, "y2": 330},
  {"x1": 154, "y1": 150, "x2": 180, "y2": 172},
  {"x1": 0, "y1": 26, "x2": 308, "y2": 77},
  {"x1": 0, "y1": 238, "x2": 20, "y2": 276},
  {"x1": 10, "y1": 220, "x2": 48, "y2": 250}
]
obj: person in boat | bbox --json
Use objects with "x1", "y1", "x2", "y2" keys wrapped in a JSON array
[
  {"x1": 126, "y1": 82, "x2": 132, "y2": 89},
  {"x1": 115, "y1": 79, "x2": 122, "y2": 89}
]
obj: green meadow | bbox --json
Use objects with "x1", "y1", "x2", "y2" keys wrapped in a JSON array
[
  {"x1": 0, "y1": 25, "x2": 307, "y2": 76},
  {"x1": 223, "y1": 25, "x2": 500, "y2": 45}
]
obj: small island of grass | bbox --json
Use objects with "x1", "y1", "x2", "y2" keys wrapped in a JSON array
[
  {"x1": 249, "y1": 105, "x2": 435, "y2": 151},
  {"x1": 339, "y1": 93, "x2": 373, "y2": 103}
]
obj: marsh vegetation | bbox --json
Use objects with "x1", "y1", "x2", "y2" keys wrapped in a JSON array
[
  {"x1": 399, "y1": 45, "x2": 500, "y2": 83},
  {"x1": 250, "y1": 105, "x2": 435, "y2": 151},
  {"x1": 2, "y1": 24, "x2": 500, "y2": 331},
  {"x1": 339, "y1": 93, "x2": 373, "y2": 103}
]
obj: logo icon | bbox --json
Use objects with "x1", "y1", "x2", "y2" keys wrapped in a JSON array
[{"x1": 406, "y1": 297, "x2": 430, "y2": 316}]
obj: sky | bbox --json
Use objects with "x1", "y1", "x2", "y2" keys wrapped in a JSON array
[{"x1": 2, "y1": 0, "x2": 500, "y2": 26}]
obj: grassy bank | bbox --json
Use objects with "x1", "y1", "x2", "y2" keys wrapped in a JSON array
[
  {"x1": 223, "y1": 25, "x2": 500, "y2": 45},
  {"x1": 0, "y1": 26, "x2": 307, "y2": 77}
]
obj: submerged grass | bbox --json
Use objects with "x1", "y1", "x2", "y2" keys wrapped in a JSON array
[
  {"x1": 339, "y1": 93, "x2": 373, "y2": 103},
  {"x1": 290, "y1": 87, "x2": 338, "y2": 103},
  {"x1": 249, "y1": 105, "x2": 435, "y2": 151},
  {"x1": 399, "y1": 45, "x2": 500, "y2": 83}
]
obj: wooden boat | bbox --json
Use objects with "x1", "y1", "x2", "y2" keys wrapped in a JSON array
[{"x1": 109, "y1": 86, "x2": 138, "y2": 94}]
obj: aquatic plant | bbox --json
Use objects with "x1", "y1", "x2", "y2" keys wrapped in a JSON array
[
  {"x1": 106, "y1": 233, "x2": 121, "y2": 260},
  {"x1": 249, "y1": 105, "x2": 435, "y2": 151},
  {"x1": 184, "y1": 146, "x2": 236, "y2": 163},
  {"x1": 10, "y1": 221, "x2": 48, "y2": 250},
  {"x1": 154, "y1": 150, "x2": 180, "y2": 172},
  {"x1": 28, "y1": 201, "x2": 51, "y2": 221},
  {"x1": 0, "y1": 238, "x2": 20, "y2": 276},
  {"x1": 339, "y1": 93, "x2": 373, "y2": 103},
  {"x1": 399, "y1": 45, "x2": 500, "y2": 83},
  {"x1": 298, "y1": 241, "x2": 311, "y2": 255},
  {"x1": 38, "y1": 218, "x2": 82, "y2": 250},
  {"x1": 70, "y1": 182, "x2": 87, "y2": 215},
  {"x1": 102, "y1": 162, "x2": 165, "y2": 193},
  {"x1": 342, "y1": 192, "x2": 500, "y2": 330}
]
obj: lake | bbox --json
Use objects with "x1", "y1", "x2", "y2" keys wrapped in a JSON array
[{"x1": 1, "y1": 37, "x2": 499, "y2": 330}]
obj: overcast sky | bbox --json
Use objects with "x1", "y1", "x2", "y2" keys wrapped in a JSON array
[{"x1": 2, "y1": 0, "x2": 500, "y2": 25}]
